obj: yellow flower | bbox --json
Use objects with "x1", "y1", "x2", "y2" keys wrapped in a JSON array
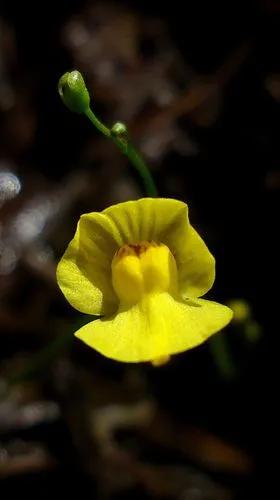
[{"x1": 57, "y1": 198, "x2": 232, "y2": 363}]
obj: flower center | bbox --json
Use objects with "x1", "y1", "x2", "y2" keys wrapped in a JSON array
[{"x1": 111, "y1": 241, "x2": 178, "y2": 306}]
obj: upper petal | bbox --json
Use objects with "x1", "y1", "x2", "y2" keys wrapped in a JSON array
[
  {"x1": 75, "y1": 293, "x2": 233, "y2": 362},
  {"x1": 102, "y1": 197, "x2": 189, "y2": 244}
]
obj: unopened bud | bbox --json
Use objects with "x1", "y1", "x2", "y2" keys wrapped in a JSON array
[
  {"x1": 111, "y1": 122, "x2": 128, "y2": 139},
  {"x1": 58, "y1": 71, "x2": 90, "y2": 114}
]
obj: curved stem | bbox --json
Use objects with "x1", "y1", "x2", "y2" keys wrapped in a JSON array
[
  {"x1": 85, "y1": 108, "x2": 157, "y2": 197},
  {"x1": 85, "y1": 108, "x2": 111, "y2": 138}
]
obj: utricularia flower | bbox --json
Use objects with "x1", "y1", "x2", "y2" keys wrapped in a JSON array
[{"x1": 57, "y1": 198, "x2": 232, "y2": 363}]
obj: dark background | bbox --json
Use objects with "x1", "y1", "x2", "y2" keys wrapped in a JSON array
[{"x1": 0, "y1": 1, "x2": 278, "y2": 498}]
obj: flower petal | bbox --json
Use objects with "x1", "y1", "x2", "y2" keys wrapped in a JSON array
[
  {"x1": 57, "y1": 214, "x2": 119, "y2": 315},
  {"x1": 168, "y1": 225, "x2": 215, "y2": 298},
  {"x1": 102, "y1": 197, "x2": 188, "y2": 243},
  {"x1": 75, "y1": 293, "x2": 233, "y2": 362}
]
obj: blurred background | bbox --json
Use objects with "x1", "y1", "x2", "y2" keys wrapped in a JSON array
[{"x1": 0, "y1": 1, "x2": 278, "y2": 498}]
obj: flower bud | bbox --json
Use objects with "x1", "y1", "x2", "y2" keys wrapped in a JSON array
[
  {"x1": 111, "y1": 122, "x2": 128, "y2": 139},
  {"x1": 111, "y1": 122, "x2": 129, "y2": 152},
  {"x1": 228, "y1": 299, "x2": 251, "y2": 323},
  {"x1": 58, "y1": 71, "x2": 90, "y2": 114}
]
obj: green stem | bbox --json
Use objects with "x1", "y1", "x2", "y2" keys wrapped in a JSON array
[
  {"x1": 85, "y1": 108, "x2": 111, "y2": 138},
  {"x1": 126, "y1": 142, "x2": 158, "y2": 197},
  {"x1": 85, "y1": 108, "x2": 157, "y2": 197},
  {"x1": 59, "y1": 71, "x2": 157, "y2": 197}
]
